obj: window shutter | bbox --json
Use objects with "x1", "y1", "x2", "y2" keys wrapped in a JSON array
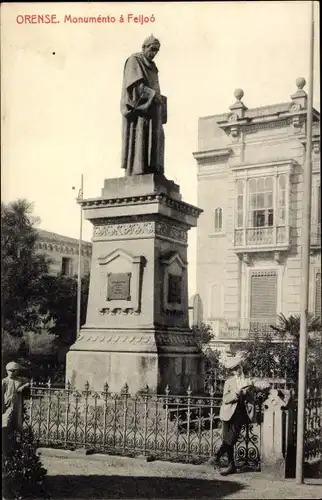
[
  {"x1": 250, "y1": 271, "x2": 278, "y2": 322},
  {"x1": 315, "y1": 272, "x2": 321, "y2": 318}
]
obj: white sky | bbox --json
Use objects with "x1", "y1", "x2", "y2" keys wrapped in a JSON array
[{"x1": 1, "y1": 1, "x2": 320, "y2": 295}]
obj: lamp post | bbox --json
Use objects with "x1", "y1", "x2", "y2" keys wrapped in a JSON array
[
  {"x1": 296, "y1": 0, "x2": 315, "y2": 485},
  {"x1": 73, "y1": 174, "x2": 84, "y2": 337}
]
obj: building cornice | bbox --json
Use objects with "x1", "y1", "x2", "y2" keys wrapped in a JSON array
[
  {"x1": 230, "y1": 158, "x2": 298, "y2": 173},
  {"x1": 36, "y1": 241, "x2": 92, "y2": 257},
  {"x1": 192, "y1": 148, "x2": 232, "y2": 165},
  {"x1": 215, "y1": 105, "x2": 319, "y2": 139}
]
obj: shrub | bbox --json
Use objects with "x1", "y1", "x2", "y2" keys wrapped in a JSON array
[{"x1": 2, "y1": 427, "x2": 48, "y2": 499}]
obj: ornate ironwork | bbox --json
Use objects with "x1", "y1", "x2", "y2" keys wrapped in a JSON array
[
  {"x1": 303, "y1": 387, "x2": 322, "y2": 462},
  {"x1": 25, "y1": 381, "x2": 262, "y2": 469}
]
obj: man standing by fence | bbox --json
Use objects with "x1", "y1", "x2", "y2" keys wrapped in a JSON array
[{"x1": 214, "y1": 353, "x2": 270, "y2": 476}]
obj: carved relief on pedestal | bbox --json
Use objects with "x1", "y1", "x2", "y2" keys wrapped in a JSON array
[
  {"x1": 93, "y1": 221, "x2": 188, "y2": 245},
  {"x1": 97, "y1": 249, "x2": 145, "y2": 314},
  {"x1": 161, "y1": 251, "x2": 187, "y2": 314},
  {"x1": 93, "y1": 222, "x2": 154, "y2": 239}
]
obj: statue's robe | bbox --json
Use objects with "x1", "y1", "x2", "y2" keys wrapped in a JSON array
[
  {"x1": 2, "y1": 376, "x2": 29, "y2": 455},
  {"x1": 2, "y1": 376, "x2": 29, "y2": 431},
  {"x1": 120, "y1": 52, "x2": 167, "y2": 176}
]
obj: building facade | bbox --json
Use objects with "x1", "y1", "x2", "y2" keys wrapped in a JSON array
[
  {"x1": 193, "y1": 79, "x2": 321, "y2": 353},
  {"x1": 36, "y1": 229, "x2": 92, "y2": 278}
]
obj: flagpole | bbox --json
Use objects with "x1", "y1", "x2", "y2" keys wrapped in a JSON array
[
  {"x1": 296, "y1": 0, "x2": 314, "y2": 485},
  {"x1": 76, "y1": 174, "x2": 84, "y2": 337}
]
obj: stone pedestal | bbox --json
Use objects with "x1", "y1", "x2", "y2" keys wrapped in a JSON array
[
  {"x1": 66, "y1": 174, "x2": 204, "y2": 394},
  {"x1": 261, "y1": 389, "x2": 295, "y2": 478}
]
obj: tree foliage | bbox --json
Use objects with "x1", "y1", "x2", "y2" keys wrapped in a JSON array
[
  {"x1": 233, "y1": 313, "x2": 322, "y2": 385},
  {"x1": 191, "y1": 322, "x2": 214, "y2": 351},
  {"x1": 1, "y1": 199, "x2": 90, "y2": 380},
  {"x1": 191, "y1": 322, "x2": 228, "y2": 380},
  {"x1": 1, "y1": 199, "x2": 52, "y2": 336},
  {"x1": 37, "y1": 273, "x2": 90, "y2": 346}
]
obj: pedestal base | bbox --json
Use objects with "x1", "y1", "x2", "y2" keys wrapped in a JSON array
[
  {"x1": 66, "y1": 349, "x2": 203, "y2": 394},
  {"x1": 66, "y1": 174, "x2": 204, "y2": 395}
]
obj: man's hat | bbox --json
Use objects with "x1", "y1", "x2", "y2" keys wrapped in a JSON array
[
  {"x1": 225, "y1": 353, "x2": 245, "y2": 370},
  {"x1": 6, "y1": 362, "x2": 21, "y2": 371}
]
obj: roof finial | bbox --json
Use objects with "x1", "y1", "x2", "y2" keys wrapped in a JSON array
[
  {"x1": 295, "y1": 77, "x2": 306, "y2": 91},
  {"x1": 234, "y1": 88, "x2": 244, "y2": 102}
]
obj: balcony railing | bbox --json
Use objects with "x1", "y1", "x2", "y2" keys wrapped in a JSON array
[
  {"x1": 208, "y1": 318, "x2": 283, "y2": 341},
  {"x1": 234, "y1": 226, "x2": 288, "y2": 249},
  {"x1": 311, "y1": 223, "x2": 321, "y2": 248}
]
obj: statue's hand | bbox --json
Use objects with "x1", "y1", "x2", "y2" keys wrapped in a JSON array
[{"x1": 17, "y1": 382, "x2": 30, "y2": 393}]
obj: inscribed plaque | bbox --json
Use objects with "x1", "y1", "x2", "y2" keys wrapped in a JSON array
[
  {"x1": 107, "y1": 273, "x2": 131, "y2": 301},
  {"x1": 167, "y1": 274, "x2": 182, "y2": 304}
]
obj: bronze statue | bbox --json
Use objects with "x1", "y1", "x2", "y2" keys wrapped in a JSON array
[{"x1": 120, "y1": 35, "x2": 167, "y2": 176}]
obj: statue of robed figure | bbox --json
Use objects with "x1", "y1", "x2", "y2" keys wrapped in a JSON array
[
  {"x1": 2, "y1": 362, "x2": 30, "y2": 456},
  {"x1": 120, "y1": 35, "x2": 167, "y2": 176}
]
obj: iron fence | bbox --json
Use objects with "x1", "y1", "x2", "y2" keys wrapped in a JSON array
[
  {"x1": 25, "y1": 381, "x2": 262, "y2": 469},
  {"x1": 303, "y1": 387, "x2": 322, "y2": 462},
  {"x1": 204, "y1": 370, "x2": 296, "y2": 393},
  {"x1": 23, "y1": 380, "x2": 321, "y2": 469}
]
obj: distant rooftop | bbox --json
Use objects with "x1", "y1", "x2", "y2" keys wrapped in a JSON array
[
  {"x1": 200, "y1": 79, "x2": 320, "y2": 122},
  {"x1": 201, "y1": 102, "x2": 320, "y2": 122},
  {"x1": 37, "y1": 229, "x2": 92, "y2": 246}
]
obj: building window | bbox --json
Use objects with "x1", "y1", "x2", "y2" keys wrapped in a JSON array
[
  {"x1": 248, "y1": 177, "x2": 273, "y2": 228},
  {"x1": 277, "y1": 174, "x2": 287, "y2": 225},
  {"x1": 236, "y1": 179, "x2": 244, "y2": 228},
  {"x1": 315, "y1": 272, "x2": 321, "y2": 318},
  {"x1": 61, "y1": 257, "x2": 73, "y2": 276},
  {"x1": 249, "y1": 271, "x2": 278, "y2": 327},
  {"x1": 318, "y1": 185, "x2": 321, "y2": 224},
  {"x1": 213, "y1": 207, "x2": 223, "y2": 232},
  {"x1": 235, "y1": 173, "x2": 288, "y2": 247},
  {"x1": 84, "y1": 258, "x2": 90, "y2": 275}
]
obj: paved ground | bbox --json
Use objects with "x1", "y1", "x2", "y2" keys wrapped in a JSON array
[{"x1": 38, "y1": 448, "x2": 322, "y2": 500}]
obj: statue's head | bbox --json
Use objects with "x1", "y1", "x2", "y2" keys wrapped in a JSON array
[
  {"x1": 6, "y1": 361, "x2": 21, "y2": 380},
  {"x1": 142, "y1": 35, "x2": 160, "y2": 61}
]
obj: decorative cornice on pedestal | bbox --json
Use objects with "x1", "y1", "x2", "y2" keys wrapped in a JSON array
[
  {"x1": 80, "y1": 193, "x2": 202, "y2": 218},
  {"x1": 161, "y1": 251, "x2": 187, "y2": 268},
  {"x1": 74, "y1": 331, "x2": 197, "y2": 347}
]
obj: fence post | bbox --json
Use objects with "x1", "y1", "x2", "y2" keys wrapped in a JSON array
[{"x1": 261, "y1": 388, "x2": 294, "y2": 478}]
